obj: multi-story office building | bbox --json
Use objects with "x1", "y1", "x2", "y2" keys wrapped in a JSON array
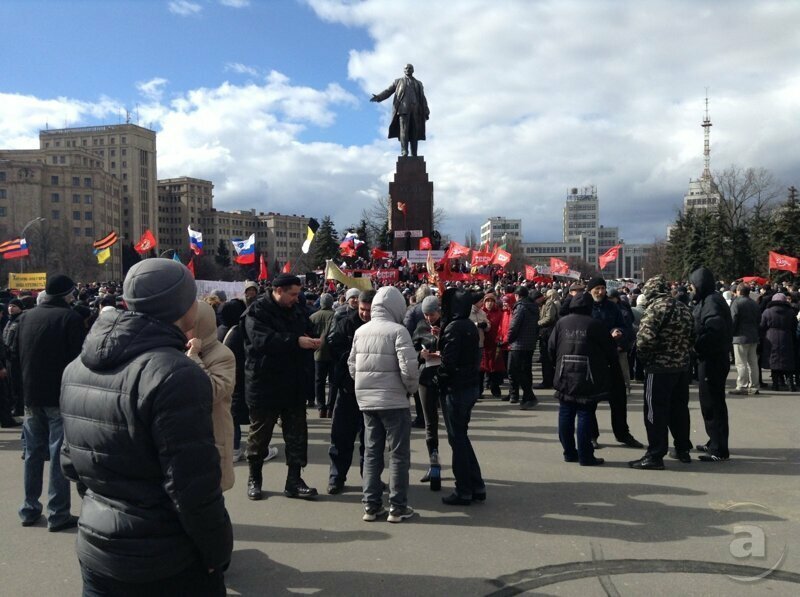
[
  {"x1": 563, "y1": 186, "x2": 599, "y2": 266},
  {"x1": 157, "y1": 177, "x2": 214, "y2": 253},
  {"x1": 200, "y1": 208, "x2": 261, "y2": 258},
  {"x1": 39, "y1": 124, "x2": 157, "y2": 244},
  {"x1": 480, "y1": 217, "x2": 522, "y2": 247},
  {"x1": 198, "y1": 208, "x2": 309, "y2": 268},
  {"x1": 0, "y1": 148, "x2": 123, "y2": 278},
  {"x1": 598, "y1": 225, "x2": 621, "y2": 277}
]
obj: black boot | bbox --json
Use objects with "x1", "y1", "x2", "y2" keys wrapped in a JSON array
[
  {"x1": 284, "y1": 465, "x2": 318, "y2": 499},
  {"x1": 247, "y1": 461, "x2": 263, "y2": 501}
]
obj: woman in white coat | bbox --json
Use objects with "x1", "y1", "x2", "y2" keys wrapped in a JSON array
[{"x1": 187, "y1": 300, "x2": 237, "y2": 491}]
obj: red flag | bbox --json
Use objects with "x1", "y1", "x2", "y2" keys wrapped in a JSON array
[
  {"x1": 444, "y1": 241, "x2": 471, "y2": 260},
  {"x1": 470, "y1": 251, "x2": 493, "y2": 266},
  {"x1": 550, "y1": 257, "x2": 569, "y2": 274},
  {"x1": 491, "y1": 248, "x2": 511, "y2": 266},
  {"x1": 396, "y1": 202, "x2": 407, "y2": 214},
  {"x1": 371, "y1": 247, "x2": 391, "y2": 260},
  {"x1": 525, "y1": 265, "x2": 537, "y2": 281},
  {"x1": 134, "y1": 229, "x2": 157, "y2": 253},
  {"x1": 282, "y1": 261, "x2": 291, "y2": 274},
  {"x1": 419, "y1": 237, "x2": 432, "y2": 251},
  {"x1": 187, "y1": 256, "x2": 195, "y2": 278},
  {"x1": 768, "y1": 251, "x2": 798, "y2": 274},
  {"x1": 258, "y1": 254, "x2": 268, "y2": 281},
  {"x1": 598, "y1": 244, "x2": 622, "y2": 269}
]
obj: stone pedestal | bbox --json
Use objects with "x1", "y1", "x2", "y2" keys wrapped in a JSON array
[{"x1": 389, "y1": 156, "x2": 434, "y2": 252}]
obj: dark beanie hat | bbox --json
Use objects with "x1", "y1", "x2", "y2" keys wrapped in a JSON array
[
  {"x1": 569, "y1": 291, "x2": 594, "y2": 314},
  {"x1": 586, "y1": 277, "x2": 606, "y2": 292},
  {"x1": 9, "y1": 298, "x2": 23, "y2": 309},
  {"x1": 123, "y1": 259, "x2": 197, "y2": 323},
  {"x1": 272, "y1": 273, "x2": 302, "y2": 288},
  {"x1": 515, "y1": 285, "x2": 529, "y2": 298},
  {"x1": 46, "y1": 274, "x2": 76, "y2": 297}
]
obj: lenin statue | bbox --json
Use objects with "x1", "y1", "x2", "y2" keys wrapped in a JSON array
[{"x1": 371, "y1": 64, "x2": 430, "y2": 157}]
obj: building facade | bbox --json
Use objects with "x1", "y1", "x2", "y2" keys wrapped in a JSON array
[
  {"x1": 0, "y1": 149, "x2": 123, "y2": 279},
  {"x1": 39, "y1": 124, "x2": 157, "y2": 244},
  {"x1": 563, "y1": 186, "x2": 599, "y2": 266},
  {"x1": 157, "y1": 177, "x2": 214, "y2": 253},
  {"x1": 480, "y1": 217, "x2": 522, "y2": 247}
]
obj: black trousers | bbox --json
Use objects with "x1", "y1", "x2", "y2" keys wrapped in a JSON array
[
  {"x1": 643, "y1": 370, "x2": 691, "y2": 459},
  {"x1": 590, "y1": 357, "x2": 632, "y2": 441},
  {"x1": 538, "y1": 336, "x2": 555, "y2": 386},
  {"x1": 314, "y1": 360, "x2": 337, "y2": 410},
  {"x1": 328, "y1": 390, "x2": 365, "y2": 485},
  {"x1": 246, "y1": 402, "x2": 308, "y2": 467},
  {"x1": 698, "y1": 354, "x2": 730, "y2": 457},
  {"x1": 508, "y1": 350, "x2": 535, "y2": 401},
  {"x1": 81, "y1": 560, "x2": 225, "y2": 597}
]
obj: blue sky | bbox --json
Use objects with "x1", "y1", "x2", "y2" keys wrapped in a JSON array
[{"x1": 2, "y1": 0, "x2": 799, "y2": 246}]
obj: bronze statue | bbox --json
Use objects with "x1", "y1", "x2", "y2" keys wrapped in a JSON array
[{"x1": 371, "y1": 64, "x2": 429, "y2": 157}]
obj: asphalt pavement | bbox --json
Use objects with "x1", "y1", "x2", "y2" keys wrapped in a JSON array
[{"x1": 1, "y1": 375, "x2": 798, "y2": 596}]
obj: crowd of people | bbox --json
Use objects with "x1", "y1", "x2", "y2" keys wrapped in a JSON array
[{"x1": 2, "y1": 259, "x2": 797, "y2": 594}]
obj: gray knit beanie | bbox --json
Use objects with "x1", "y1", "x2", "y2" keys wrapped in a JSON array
[
  {"x1": 123, "y1": 259, "x2": 197, "y2": 323},
  {"x1": 320, "y1": 293, "x2": 335, "y2": 309},
  {"x1": 346, "y1": 288, "x2": 361, "y2": 300},
  {"x1": 421, "y1": 295, "x2": 440, "y2": 314}
]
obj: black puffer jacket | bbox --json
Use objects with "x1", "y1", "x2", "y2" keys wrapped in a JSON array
[
  {"x1": 548, "y1": 293, "x2": 617, "y2": 403},
  {"x1": 242, "y1": 291, "x2": 315, "y2": 408},
  {"x1": 439, "y1": 288, "x2": 480, "y2": 390},
  {"x1": 327, "y1": 307, "x2": 366, "y2": 395},
  {"x1": 14, "y1": 296, "x2": 85, "y2": 407},
  {"x1": 60, "y1": 310, "x2": 232, "y2": 583},
  {"x1": 690, "y1": 267, "x2": 733, "y2": 359},
  {"x1": 506, "y1": 296, "x2": 539, "y2": 351}
]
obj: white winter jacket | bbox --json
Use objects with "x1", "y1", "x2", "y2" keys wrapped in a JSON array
[{"x1": 349, "y1": 286, "x2": 420, "y2": 410}]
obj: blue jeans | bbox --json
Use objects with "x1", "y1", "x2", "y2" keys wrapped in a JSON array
[
  {"x1": 19, "y1": 406, "x2": 72, "y2": 526},
  {"x1": 362, "y1": 408, "x2": 411, "y2": 509},
  {"x1": 558, "y1": 401, "x2": 597, "y2": 464},
  {"x1": 442, "y1": 386, "x2": 485, "y2": 499}
]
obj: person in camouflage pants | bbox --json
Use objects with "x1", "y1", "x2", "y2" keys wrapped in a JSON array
[{"x1": 629, "y1": 275, "x2": 696, "y2": 470}]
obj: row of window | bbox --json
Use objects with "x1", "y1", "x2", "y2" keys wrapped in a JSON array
[
  {"x1": 50, "y1": 176, "x2": 92, "y2": 187},
  {"x1": 44, "y1": 136, "x2": 127, "y2": 149}
]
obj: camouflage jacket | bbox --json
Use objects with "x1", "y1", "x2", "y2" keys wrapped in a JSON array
[{"x1": 636, "y1": 276, "x2": 696, "y2": 372}]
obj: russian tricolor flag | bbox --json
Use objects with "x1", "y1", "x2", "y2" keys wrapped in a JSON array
[
  {"x1": 231, "y1": 233, "x2": 256, "y2": 265},
  {"x1": 188, "y1": 226, "x2": 203, "y2": 255}
]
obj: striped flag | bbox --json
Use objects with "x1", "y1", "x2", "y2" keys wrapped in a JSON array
[
  {"x1": 93, "y1": 231, "x2": 118, "y2": 251},
  {"x1": 0, "y1": 238, "x2": 30, "y2": 260}
]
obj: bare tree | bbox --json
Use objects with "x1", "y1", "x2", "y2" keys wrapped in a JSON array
[
  {"x1": 715, "y1": 165, "x2": 781, "y2": 231},
  {"x1": 641, "y1": 238, "x2": 669, "y2": 280}
]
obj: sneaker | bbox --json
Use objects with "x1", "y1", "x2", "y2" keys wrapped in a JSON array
[
  {"x1": 362, "y1": 504, "x2": 387, "y2": 522},
  {"x1": 327, "y1": 481, "x2": 344, "y2": 495},
  {"x1": 264, "y1": 446, "x2": 279, "y2": 462},
  {"x1": 695, "y1": 443, "x2": 710, "y2": 453},
  {"x1": 232, "y1": 448, "x2": 245, "y2": 463},
  {"x1": 668, "y1": 449, "x2": 692, "y2": 463},
  {"x1": 748, "y1": 388, "x2": 760, "y2": 395},
  {"x1": 519, "y1": 398, "x2": 538, "y2": 410},
  {"x1": 387, "y1": 505, "x2": 415, "y2": 523},
  {"x1": 509, "y1": 396, "x2": 520, "y2": 404},
  {"x1": 699, "y1": 453, "x2": 729, "y2": 462}
]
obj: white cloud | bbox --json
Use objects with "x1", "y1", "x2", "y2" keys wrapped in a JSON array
[
  {"x1": 219, "y1": 0, "x2": 250, "y2": 7},
  {"x1": 307, "y1": 0, "x2": 800, "y2": 242},
  {"x1": 168, "y1": 1, "x2": 202, "y2": 16},
  {"x1": 224, "y1": 62, "x2": 261, "y2": 77},
  {"x1": 136, "y1": 77, "x2": 169, "y2": 102}
]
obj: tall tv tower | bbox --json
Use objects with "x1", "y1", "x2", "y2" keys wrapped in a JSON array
[{"x1": 701, "y1": 92, "x2": 712, "y2": 182}]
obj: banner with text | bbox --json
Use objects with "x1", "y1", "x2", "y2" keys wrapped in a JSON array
[{"x1": 8, "y1": 272, "x2": 47, "y2": 290}]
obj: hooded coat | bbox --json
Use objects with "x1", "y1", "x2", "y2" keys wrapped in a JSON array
[
  {"x1": 636, "y1": 275, "x2": 696, "y2": 373},
  {"x1": 689, "y1": 267, "x2": 733, "y2": 360},
  {"x1": 187, "y1": 301, "x2": 236, "y2": 491},
  {"x1": 348, "y1": 286, "x2": 419, "y2": 410},
  {"x1": 548, "y1": 293, "x2": 617, "y2": 404},
  {"x1": 506, "y1": 296, "x2": 539, "y2": 351},
  {"x1": 439, "y1": 288, "x2": 481, "y2": 390},
  {"x1": 60, "y1": 310, "x2": 232, "y2": 582},
  {"x1": 760, "y1": 300, "x2": 797, "y2": 371}
]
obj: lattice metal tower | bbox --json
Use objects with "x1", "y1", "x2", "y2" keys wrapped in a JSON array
[{"x1": 701, "y1": 93, "x2": 712, "y2": 182}]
